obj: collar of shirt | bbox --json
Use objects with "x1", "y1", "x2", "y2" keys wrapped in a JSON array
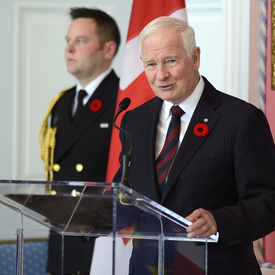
[
  {"x1": 155, "y1": 76, "x2": 205, "y2": 159},
  {"x1": 162, "y1": 76, "x2": 205, "y2": 121},
  {"x1": 75, "y1": 67, "x2": 112, "y2": 107}
]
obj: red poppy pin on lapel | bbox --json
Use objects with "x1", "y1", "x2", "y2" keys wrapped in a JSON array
[
  {"x1": 90, "y1": 99, "x2": 103, "y2": 112},
  {"x1": 194, "y1": 123, "x2": 209, "y2": 137}
]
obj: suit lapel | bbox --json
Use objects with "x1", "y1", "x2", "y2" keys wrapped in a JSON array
[
  {"x1": 141, "y1": 98, "x2": 163, "y2": 199},
  {"x1": 162, "y1": 78, "x2": 221, "y2": 201},
  {"x1": 51, "y1": 86, "x2": 75, "y2": 137}
]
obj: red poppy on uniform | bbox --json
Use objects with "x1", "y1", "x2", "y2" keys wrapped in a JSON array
[{"x1": 90, "y1": 99, "x2": 103, "y2": 112}]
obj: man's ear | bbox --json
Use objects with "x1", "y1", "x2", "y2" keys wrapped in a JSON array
[
  {"x1": 103, "y1": 41, "x2": 117, "y2": 60},
  {"x1": 192, "y1": 46, "x2": 200, "y2": 70}
]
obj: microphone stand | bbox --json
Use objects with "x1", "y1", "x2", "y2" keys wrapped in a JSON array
[
  {"x1": 113, "y1": 98, "x2": 132, "y2": 184},
  {"x1": 113, "y1": 123, "x2": 132, "y2": 184}
]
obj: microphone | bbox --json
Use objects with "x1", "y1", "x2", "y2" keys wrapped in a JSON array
[
  {"x1": 114, "y1": 97, "x2": 131, "y2": 122},
  {"x1": 113, "y1": 98, "x2": 132, "y2": 184}
]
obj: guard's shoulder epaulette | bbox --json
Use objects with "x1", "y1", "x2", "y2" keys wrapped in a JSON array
[{"x1": 38, "y1": 87, "x2": 73, "y2": 180}]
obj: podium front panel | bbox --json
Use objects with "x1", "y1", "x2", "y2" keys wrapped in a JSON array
[{"x1": 0, "y1": 180, "x2": 218, "y2": 274}]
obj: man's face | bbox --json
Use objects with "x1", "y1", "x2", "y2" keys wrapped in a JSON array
[
  {"x1": 141, "y1": 28, "x2": 200, "y2": 104},
  {"x1": 65, "y1": 18, "x2": 105, "y2": 85}
]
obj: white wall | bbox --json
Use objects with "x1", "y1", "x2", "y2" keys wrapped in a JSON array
[{"x1": 187, "y1": 0, "x2": 223, "y2": 91}]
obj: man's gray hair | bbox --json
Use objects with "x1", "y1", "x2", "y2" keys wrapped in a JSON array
[{"x1": 139, "y1": 16, "x2": 196, "y2": 58}]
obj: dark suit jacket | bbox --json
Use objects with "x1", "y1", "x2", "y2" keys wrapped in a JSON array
[
  {"x1": 114, "y1": 77, "x2": 275, "y2": 275},
  {"x1": 51, "y1": 69, "x2": 119, "y2": 182},
  {"x1": 47, "y1": 69, "x2": 119, "y2": 273}
]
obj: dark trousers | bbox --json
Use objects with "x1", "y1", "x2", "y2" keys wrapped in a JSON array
[{"x1": 47, "y1": 233, "x2": 95, "y2": 274}]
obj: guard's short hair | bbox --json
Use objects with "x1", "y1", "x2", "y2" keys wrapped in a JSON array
[{"x1": 70, "y1": 7, "x2": 121, "y2": 56}]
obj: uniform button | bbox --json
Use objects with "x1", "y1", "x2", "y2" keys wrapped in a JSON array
[
  {"x1": 53, "y1": 164, "x2": 60, "y2": 172},
  {"x1": 76, "y1": 163, "x2": 83, "y2": 172}
]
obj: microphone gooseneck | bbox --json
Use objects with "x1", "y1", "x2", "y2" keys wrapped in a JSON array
[{"x1": 113, "y1": 98, "x2": 132, "y2": 184}]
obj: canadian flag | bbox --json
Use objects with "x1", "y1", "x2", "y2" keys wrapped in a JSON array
[{"x1": 106, "y1": 0, "x2": 188, "y2": 182}]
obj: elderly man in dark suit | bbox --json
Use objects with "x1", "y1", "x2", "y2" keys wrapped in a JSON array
[
  {"x1": 114, "y1": 16, "x2": 275, "y2": 275},
  {"x1": 39, "y1": 7, "x2": 120, "y2": 275}
]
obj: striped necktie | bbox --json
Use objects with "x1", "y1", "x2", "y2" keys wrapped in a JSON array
[{"x1": 156, "y1": 105, "x2": 184, "y2": 195}]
